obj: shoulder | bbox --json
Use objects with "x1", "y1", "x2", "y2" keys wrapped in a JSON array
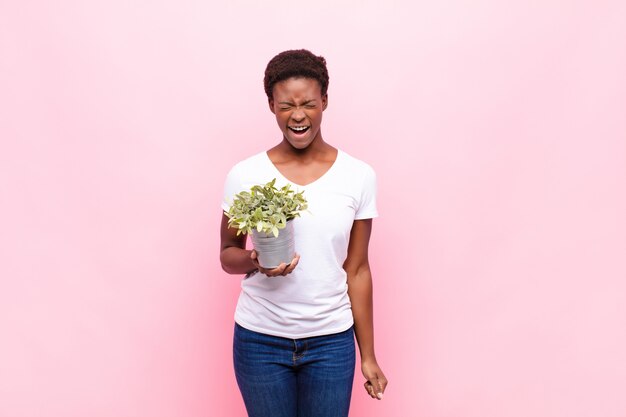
[
  {"x1": 227, "y1": 150, "x2": 268, "y2": 174},
  {"x1": 225, "y1": 151, "x2": 271, "y2": 183},
  {"x1": 337, "y1": 149, "x2": 377, "y2": 178},
  {"x1": 224, "y1": 150, "x2": 281, "y2": 194}
]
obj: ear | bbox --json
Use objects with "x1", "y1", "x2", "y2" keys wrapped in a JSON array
[
  {"x1": 322, "y1": 94, "x2": 328, "y2": 110},
  {"x1": 268, "y1": 97, "x2": 275, "y2": 114}
]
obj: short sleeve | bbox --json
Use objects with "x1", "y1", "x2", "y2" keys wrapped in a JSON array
[
  {"x1": 354, "y1": 165, "x2": 378, "y2": 220},
  {"x1": 221, "y1": 164, "x2": 241, "y2": 212}
]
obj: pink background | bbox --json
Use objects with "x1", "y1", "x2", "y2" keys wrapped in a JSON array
[{"x1": 1, "y1": 1, "x2": 625, "y2": 416}]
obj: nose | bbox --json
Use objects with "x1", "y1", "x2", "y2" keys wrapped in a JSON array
[{"x1": 290, "y1": 108, "x2": 305, "y2": 122}]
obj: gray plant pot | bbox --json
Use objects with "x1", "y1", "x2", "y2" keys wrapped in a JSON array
[{"x1": 250, "y1": 220, "x2": 295, "y2": 269}]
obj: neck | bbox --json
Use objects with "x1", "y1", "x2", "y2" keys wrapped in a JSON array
[
  {"x1": 271, "y1": 133, "x2": 336, "y2": 163},
  {"x1": 280, "y1": 131, "x2": 329, "y2": 156}
]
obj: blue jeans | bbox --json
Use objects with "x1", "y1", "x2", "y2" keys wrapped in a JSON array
[{"x1": 233, "y1": 323, "x2": 356, "y2": 417}]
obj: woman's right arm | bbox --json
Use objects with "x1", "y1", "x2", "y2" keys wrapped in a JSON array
[
  {"x1": 220, "y1": 213, "x2": 257, "y2": 275},
  {"x1": 220, "y1": 213, "x2": 300, "y2": 276}
]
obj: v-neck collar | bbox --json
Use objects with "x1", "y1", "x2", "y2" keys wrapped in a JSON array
[{"x1": 264, "y1": 149, "x2": 342, "y2": 188}]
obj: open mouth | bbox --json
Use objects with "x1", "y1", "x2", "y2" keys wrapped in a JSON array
[{"x1": 288, "y1": 126, "x2": 310, "y2": 134}]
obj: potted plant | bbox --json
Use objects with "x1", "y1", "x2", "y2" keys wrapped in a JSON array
[{"x1": 225, "y1": 178, "x2": 308, "y2": 269}]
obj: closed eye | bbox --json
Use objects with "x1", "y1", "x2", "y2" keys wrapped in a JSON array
[{"x1": 278, "y1": 100, "x2": 317, "y2": 110}]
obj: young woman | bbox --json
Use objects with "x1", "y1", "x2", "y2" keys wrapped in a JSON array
[{"x1": 220, "y1": 49, "x2": 388, "y2": 417}]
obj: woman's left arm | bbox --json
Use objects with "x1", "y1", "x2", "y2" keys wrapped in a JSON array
[{"x1": 344, "y1": 218, "x2": 388, "y2": 400}]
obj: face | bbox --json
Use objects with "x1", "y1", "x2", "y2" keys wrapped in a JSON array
[{"x1": 269, "y1": 77, "x2": 328, "y2": 150}]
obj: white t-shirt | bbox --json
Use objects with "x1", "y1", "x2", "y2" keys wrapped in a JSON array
[{"x1": 221, "y1": 149, "x2": 378, "y2": 338}]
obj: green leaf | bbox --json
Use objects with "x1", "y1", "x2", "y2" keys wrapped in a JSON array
[{"x1": 224, "y1": 178, "x2": 308, "y2": 236}]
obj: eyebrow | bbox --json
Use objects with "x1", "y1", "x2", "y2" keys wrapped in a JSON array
[{"x1": 278, "y1": 99, "x2": 317, "y2": 105}]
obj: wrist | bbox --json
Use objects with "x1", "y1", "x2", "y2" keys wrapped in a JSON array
[{"x1": 360, "y1": 353, "x2": 378, "y2": 364}]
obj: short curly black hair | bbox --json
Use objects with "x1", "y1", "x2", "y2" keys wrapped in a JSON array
[{"x1": 263, "y1": 49, "x2": 329, "y2": 99}]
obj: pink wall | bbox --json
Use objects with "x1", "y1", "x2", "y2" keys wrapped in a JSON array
[{"x1": 1, "y1": 1, "x2": 625, "y2": 416}]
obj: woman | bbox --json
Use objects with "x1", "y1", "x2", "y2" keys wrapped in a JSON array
[{"x1": 220, "y1": 49, "x2": 388, "y2": 417}]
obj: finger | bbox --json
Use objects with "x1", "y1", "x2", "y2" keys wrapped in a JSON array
[
  {"x1": 250, "y1": 251, "x2": 261, "y2": 268},
  {"x1": 265, "y1": 263, "x2": 286, "y2": 277},
  {"x1": 379, "y1": 376, "x2": 388, "y2": 393},
  {"x1": 281, "y1": 258, "x2": 298, "y2": 276},
  {"x1": 376, "y1": 379, "x2": 385, "y2": 399},
  {"x1": 256, "y1": 262, "x2": 275, "y2": 276},
  {"x1": 275, "y1": 263, "x2": 287, "y2": 276},
  {"x1": 370, "y1": 377, "x2": 384, "y2": 400},
  {"x1": 374, "y1": 370, "x2": 388, "y2": 393},
  {"x1": 364, "y1": 381, "x2": 377, "y2": 399},
  {"x1": 283, "y1": 257, "x2": 299, "y2": 275}
]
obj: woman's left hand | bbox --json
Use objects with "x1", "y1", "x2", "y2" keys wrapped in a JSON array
[{"x1": 361, "y1": 359, "x2": 388, "y2": 400}]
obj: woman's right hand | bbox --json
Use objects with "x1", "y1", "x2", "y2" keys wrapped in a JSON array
[{"x1": 250, "y1": 250, "x2": 300, "y2": 277}]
